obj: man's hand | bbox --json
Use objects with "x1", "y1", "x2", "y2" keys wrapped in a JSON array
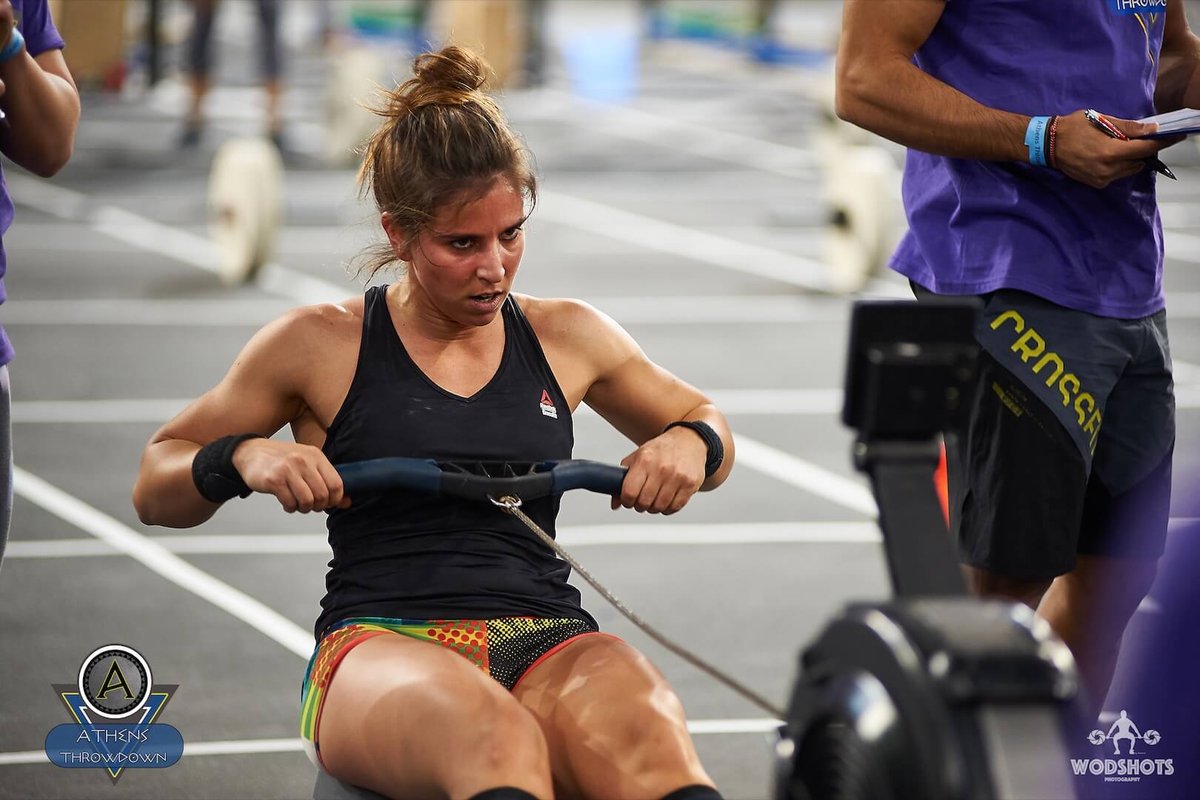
[{"x1": 1054, "y1": 111, "x2": 1181, "y2": 188}]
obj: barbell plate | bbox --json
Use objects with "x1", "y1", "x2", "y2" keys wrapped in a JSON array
[
  {"x1": 208, "y1": 137, "x2": 284, "y2": 286},
  {"x1": 822, "y1": 142, "x2": 898, "y2": 294}
]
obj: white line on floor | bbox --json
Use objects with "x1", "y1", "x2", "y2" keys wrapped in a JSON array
[
  {"x1": 0, "y1": 298, "x2": 294, "y2": 326},
  {"x1": 12, "y1": 399, "x2": 191, "y2": 424},
  {"x1": 12, "y1": 516, "x2": 1196, "y2": 561},
  {"x1": 531, "y1": 88, "x2": 817, "y2": 178},
  {"x1": 1164, "y1": 231, "x2": 1200, "y2": 265},
  {"x1": 4, "y1": 521, "x2": 883, "y2": 559},
  {"x1": 734, "y1": 435, "x2": 877, "y2": 515},
  {"x1": 0, "y1": 716, "x2": 784, "y2": 766},
  {"x1": 12, "y1": 467, "x2": 314, "y2": 659},
  {"x1": 538, "y1": 190, "x2": 831, "y2": 290}
]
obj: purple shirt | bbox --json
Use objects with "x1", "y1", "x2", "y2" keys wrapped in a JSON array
[
  {"x1": 0, "y1": 0, "x2": 65, "y2": 365},
  {"x1": 892, "y1": 0, "x2": 1167, "y2": 319}
]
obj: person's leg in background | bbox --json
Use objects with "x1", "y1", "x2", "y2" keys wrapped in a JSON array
[
  {"x1": 1040, "y1": 312, "x2": 1174, "y2": 718},
  {"x1": 0, "y1": 365, "x2": 11, "y2": 574},
  {"x1": 956, "y1": 303, "x2": 1174, "y2": 719},
  {"x1": 255, "y1": 0, "x2": 285, "y2": 147},
  {"x1": 182, "y1": 0, "x2": 220, "y2": 147}
]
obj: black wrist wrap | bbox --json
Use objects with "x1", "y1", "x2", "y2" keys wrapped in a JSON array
[
  {"x1": 191, "y1": 433, "x2": 264, "y2": 503},
  {"x1": 664, "y1": 420, "x2": 724, "y2": 478}
]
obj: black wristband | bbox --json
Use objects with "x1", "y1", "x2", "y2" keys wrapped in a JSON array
[
  {"x1": 191, "y1": 433, "x2": 264, "y2": 503},
  {"x1": 664, "y1": 420, "x2": 724, "y2": 478}
]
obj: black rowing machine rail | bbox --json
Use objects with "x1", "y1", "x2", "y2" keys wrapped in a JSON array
[{"x1": 775, "y1": 299, "x2": 1082, "y2": 800}]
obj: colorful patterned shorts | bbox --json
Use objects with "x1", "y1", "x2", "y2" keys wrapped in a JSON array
[{"x1": 299, "y1": 616, "x2": 604, "y2": 765}]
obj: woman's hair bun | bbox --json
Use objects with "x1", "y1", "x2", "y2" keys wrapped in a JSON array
[{"x1": 410, "y1": 45, "x2": 490, "y2": 95}]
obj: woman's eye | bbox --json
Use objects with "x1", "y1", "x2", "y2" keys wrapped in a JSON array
[
  {"x1": 500, "y1": 227, "x2": 523, "y2": 242},
  {"x1": 449, "y1": 238, "x2": 473, "y2": 250}
]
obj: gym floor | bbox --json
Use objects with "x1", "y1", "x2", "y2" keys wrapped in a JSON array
[{"x1": 2, "y1": 2, "x2": 1199, "y2": 798}]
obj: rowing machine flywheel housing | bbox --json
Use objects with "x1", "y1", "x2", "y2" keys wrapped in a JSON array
[{"x1": 774, "y1": 597, "x2": 1080, "y2": 800}]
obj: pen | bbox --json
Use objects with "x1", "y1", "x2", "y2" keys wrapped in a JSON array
[{"x1": 1084, "y1": 108, "x2": 1176, "y2": 180}]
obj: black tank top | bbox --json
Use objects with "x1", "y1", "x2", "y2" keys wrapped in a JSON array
[{"x1": 315, "y1": 286, "x2": 592, "y2": 637}]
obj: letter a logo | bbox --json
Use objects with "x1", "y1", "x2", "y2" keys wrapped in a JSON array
[{"x1": 97, "y1": 661, "x2": 134, "y2": 702}]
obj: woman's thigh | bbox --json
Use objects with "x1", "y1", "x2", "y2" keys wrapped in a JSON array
[
  {"x1": 512, "y1": 635, "x2": 713, "y2": 800},
  {"x1": 318, "y1": 633, "x2": 552, "y2": 799}
]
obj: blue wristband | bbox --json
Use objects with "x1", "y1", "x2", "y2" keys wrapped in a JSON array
[
  {"x1": 1025, "y1": 115, "x2": 1051, "y2": 167},
  {"x1": 0, "y1": 27, "x2": 24, "y2": 64}
]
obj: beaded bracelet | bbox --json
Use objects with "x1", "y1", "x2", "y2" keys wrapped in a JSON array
[{"x1": 1046, "y1": 116, "x2": 1060, "y2": 169}]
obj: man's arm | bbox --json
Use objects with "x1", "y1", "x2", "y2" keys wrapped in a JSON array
[
  {"x1": 835, "y1": 0, "x2": 1028, "y2": 161},
  {"x1": 836, "y1": 0, "x2": 1174, "y2": 188},
  {"x1": 0, "y1": 0, "x2": 80, "y2": 178},
  {"x1": 1156, "y1": 0, "x2": 1200, "y2": 112}
]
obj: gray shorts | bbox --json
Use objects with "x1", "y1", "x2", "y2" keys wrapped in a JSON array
[{"x1": 923, "y1": 289, "x2": 1175, "y2": 579}]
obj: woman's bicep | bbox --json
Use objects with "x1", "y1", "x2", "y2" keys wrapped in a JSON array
[
  {"x1": 133, "y1": 320, "x2": 307, "y2": 525},
  {"x1": 583, "y1": 341, "x2": 711, "y2": 446},
  {"x1": 151, "y1": 358, "x2": 303, "y2": 448}
]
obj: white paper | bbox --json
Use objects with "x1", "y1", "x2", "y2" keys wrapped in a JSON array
[{"x1": 1136, "y1": 108, "x2": 1200, "y2": 137}]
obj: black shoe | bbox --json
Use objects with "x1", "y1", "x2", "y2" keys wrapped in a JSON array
[
  {"x1": 267, "y1": 127, "x2": 287, "y2": 154},
  {"x1": 179, "y1": 121, "x2": 203, "y2": 149}
]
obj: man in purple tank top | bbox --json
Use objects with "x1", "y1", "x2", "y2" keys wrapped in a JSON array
[
  {"x1": 0, "y1": 0, "x2": 79, "y2": 575},
  {"x1": 837, "y1": 0, "x2": 1198, "y2": 720}
]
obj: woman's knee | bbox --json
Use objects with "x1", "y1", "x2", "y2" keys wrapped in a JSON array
[
  {"x1": 518, "y1": 637, "x2": 709, "y2": 792},
  {"x1": 318, "y1": 639, "x2": 551, "y2": 793}
]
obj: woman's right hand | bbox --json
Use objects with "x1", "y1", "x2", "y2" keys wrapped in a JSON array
[{"x1": 231, "y1": 438, "x2": 350, "y2": 513}]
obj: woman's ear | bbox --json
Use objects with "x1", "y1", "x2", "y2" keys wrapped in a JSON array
[{"x1": 381, "y1": 213, "x2": 413, "y2": 263}]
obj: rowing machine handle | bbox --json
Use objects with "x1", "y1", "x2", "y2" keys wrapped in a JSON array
[{"x1": 335, "y1": 458, "x2": 627, "y2": 504}]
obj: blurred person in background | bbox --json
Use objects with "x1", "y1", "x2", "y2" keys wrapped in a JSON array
[
  {"x1": 0, "y1": 0, "x2": 80, "y2": 574},
  {"x1": 836, "y1": 0, "x2": 1198, "y2": 719},
  {"x1": 180, "y1": 0, "x2": 285, "y2": 149}
]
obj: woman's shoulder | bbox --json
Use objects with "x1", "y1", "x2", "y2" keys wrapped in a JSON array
[
  {"x1": 276, "y1": 295, "x2": 365, "y2": 335},
  {"x1": 244, "y1": 295, "x2": 367, "y2": 362},
  {"x1": 513, "y1": 293, "x2": 639, "y2": 365},
  {"x1": 513, "y1": 293, "x2": 611, "y2": 337}
]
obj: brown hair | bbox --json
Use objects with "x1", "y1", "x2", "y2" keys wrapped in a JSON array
[{"x1": 355, "y1": 45, "x2": 537, "y2": 278}]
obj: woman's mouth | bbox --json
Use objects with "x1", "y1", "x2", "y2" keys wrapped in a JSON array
[{"x1": 469, "y1": 291, "x2": 503, "y2": 310}]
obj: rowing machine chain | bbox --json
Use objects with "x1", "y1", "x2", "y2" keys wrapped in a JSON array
[{"x1": 489, "y1": 494, "x2": 785, "y2": 718}]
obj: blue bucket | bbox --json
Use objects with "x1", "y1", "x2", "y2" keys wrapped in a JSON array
[{"x1": 564, "y1": 31, "x2": 639, "y2": 104}]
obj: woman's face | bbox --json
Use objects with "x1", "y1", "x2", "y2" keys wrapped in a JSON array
[{"x1": 388, "y1": 180, "x2": 527, "y2": 327}]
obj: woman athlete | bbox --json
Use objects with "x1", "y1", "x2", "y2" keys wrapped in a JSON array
[{"x1": 133, "y1": 46, "x2": 734, "y2": 800}]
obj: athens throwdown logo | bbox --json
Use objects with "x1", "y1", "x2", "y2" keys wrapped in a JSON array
[{"x1": 45, "y1": 645, "x2": 184, "y2": 783}]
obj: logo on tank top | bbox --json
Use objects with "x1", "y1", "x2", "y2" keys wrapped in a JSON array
[
  {"x1": 1110, "y1": 0, "x2": 1166, "y2": 14},
  {"x1": 539, "y1": 389, "x2": 558, "y2": 419}
]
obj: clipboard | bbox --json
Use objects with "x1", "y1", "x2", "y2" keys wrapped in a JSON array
[{"x1": 1136, "y1": 108, "x2": 1200, "y2": 138}]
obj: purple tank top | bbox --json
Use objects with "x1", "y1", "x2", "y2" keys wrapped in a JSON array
[
  {"x1": 0, "y1": 0, "x2": 66, "y2": 365},
  {"x1": 892, "y1": 0, "x2": 1167, "y2": 319}
]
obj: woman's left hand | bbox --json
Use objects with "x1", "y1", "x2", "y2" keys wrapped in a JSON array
[{"x1": 612, "y1": 426, "x2": 708, "y2": 514}]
